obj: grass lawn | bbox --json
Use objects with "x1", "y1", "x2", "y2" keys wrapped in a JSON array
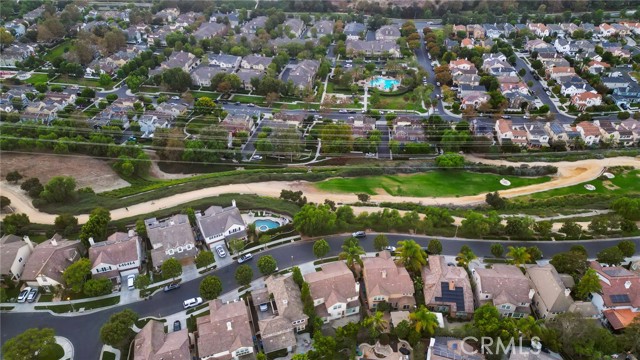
[
  {"x1": 50, "y1": 75, "x2": 114, "y2": 90},
  {"x1": 44, "y1": 39, "x2": 74, "y2": 62},
  {"x1": 34, "y1": 295, "x2": 120, "y2": 313},
  {"x1": 101, "y1": 351, "x2": 116, "y2": 360},
  {"x1": 524, "y1": 169, "x2": 640, "y2": 200},
  {"x1": 316, "y1": 171, "x2": 551, "y2": 197},
  {"x1": 24, "y1": 73, "x2": 50, "y2": 85},
  {"x1": 36, "y1": 343, "x2": 64, "y2": 360},
  {"x1": 232, "y1": 94, "x2": 266, "y2": 103},
  {"x1": 373, "y1": 93, "x2": 422, "y2": 111},
  {"x1": 191, "y1": 91, "x2": 220, "y2": 99}
]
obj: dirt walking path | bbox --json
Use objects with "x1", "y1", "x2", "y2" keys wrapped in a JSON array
[{"x1": 1, "y1": 156, "x2": 638, "y2": 225}]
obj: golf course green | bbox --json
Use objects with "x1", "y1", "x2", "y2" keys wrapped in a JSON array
[{"x1": 315, "y1": 171, "x2": 552, "y2": 197}]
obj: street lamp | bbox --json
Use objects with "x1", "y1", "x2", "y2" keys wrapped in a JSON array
[
  {"x1": 67, "y1": 297, "x2": 74, "y2": 312},
  {"x1": 291, "y1": 255, "x2": 294, "y2": 269}
]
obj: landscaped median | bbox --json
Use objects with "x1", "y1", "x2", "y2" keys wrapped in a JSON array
[{"x1": 34, "y1": 295, "x2": 120, "y2": 313}]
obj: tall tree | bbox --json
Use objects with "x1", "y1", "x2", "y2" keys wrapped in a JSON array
[
  {"x1": 161, "y1": 258, "x2": 182, "y2": 280},
  {"x1": 396, "y1": 239, "x2": 427, "y2": 273},
  {"x1": 409, "y1": 305, "x2": 439, "y2": 336},
  {"x1": 617, "y1": 240, "x2": 636, "y2": 258},
  {"x1": 374, "y1": 234, "x2": 389, "y2": 251},
  {"x1": 62, "y1": 258, "x2": 91, "y2": 292},
  {"x1": 596, "y1": 246, "x2": 625, "y2": 266},
  {"x1": 490, "y1": 243, "x2": 504, "y2": 258},
  {"x1": 457, "y1": 245, "x2": 476, "y2": 267},
  {"x1": 313, "y1": 239, "x2": 330, "y2": 259},
  {"x1": 2, "y1": 328, "x2": 55, "y2": 360},
  {"x1": 79, "y1": 207, "x2": 111, "y2": 247},
  {"x1": 575, "y1": 268, "x2": 602, "y2": 300},
  {"x1": 199, "y1": 275, "x2": 223, "y2": 300},
  {"x1": 99, "y1": 309, "x2": 138, "y2": 348},
  {"x1": 235, "y1": 264, "x2": 253, "y2": 286},
  {"x1": 363, "y1": 311, "x2": 388, "y2": 338},
  {"x1": 506, "y1": 246, "x2": 532, "y2": 267},
  {"x1": 195, "y1": 251, "x2": 215, "y2": 269},
  {"x1": 339, "y1": 241, "x2": 365, "y2": 271},
  {"x1": 427, "y1": 239, "x2": 442, "y2": 255},
  {"x1": 257, "y1": 255, "x2": 278, "y2": 275}
]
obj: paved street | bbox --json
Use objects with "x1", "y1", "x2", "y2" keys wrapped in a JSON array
[{"x1": 2, "y1": 233, "x2": 638, "y2": 359}]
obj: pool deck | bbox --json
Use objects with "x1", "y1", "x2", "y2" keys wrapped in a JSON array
[{"x1": 242, "y1": 211, "x2": 292, "y2": 232}]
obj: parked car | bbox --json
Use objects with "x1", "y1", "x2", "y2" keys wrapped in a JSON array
[
  {"x1": 163, "y1": 283, "x2": 181, "y2": 292},
  {"x1": 127, "y1": 274, "x2": 135, "y2": 290},
  {"x1": 247, "y1": 103, "x2": 255, "y2": 107},
  {"x1": 173, "y1": 320, "x2": 181, "y2": 331},
  {"x1": 523, "y1": 115, "x2": 530, "y2": 119},
  {"x1": 251, "y1": 155, "x2": 263, "y2": 161},
  {"x1": 352, "y1": 231, "x2": 366, "y2": 238},
  {"x1": 215, "y1": 245, "x2": 227, "y2": 258},
  {"x1": 502, "y1": 115, "x2": 511, "y2": 119},
  {"x1": 238, "y1": 253, "x2": 253, "y2": 263},
  {"x1": 339, "y1": 109, "x2": 347, "y2": 113},
  {"x1": 26, "y1": 288, "x2": 38, "y2": 303},
  {"x1": 17, "y1": 287, "x2": 31, "y2": 303},
  {"x1": 183, "y1": 297, "x2": 203, "y2": 309},
  {"x1": 384, "y1": 246, "x2": 396, "y2": 252},
  {"x1": 171, "y1": 96, "x2": 180, "y2": 100}
]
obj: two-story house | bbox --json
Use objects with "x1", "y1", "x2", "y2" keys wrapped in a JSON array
[
  {"x1": 576, "y1": 121, "x2": 602, "y2": 146},
  {"x1": 375, "y1": 25, "x2": 401, "y2": 41},
  {"x1": 195, "y1": 201, "x2": 246, "y2": 248},
  {"x1": 287, "y1": 60, "x2": 319, "y2": 91},
  {"x1": 362, "y1": 251, "x2": 415, "y2": 310},
  {"x1": 525, "y1": 122, "x2": 550, "y2": 148},
  {"x1": 571, "y1": 92, "x2": 602, "y2": 110},
  {"x1": 253, "y1": 274, "x2": 308, "y2": 354},
  {"x1": 88, "y1": 231, "x2": 142, "y2": 282},
  {"x1": 197, "y1": 299, "x2": 254, "y2": 360},
  {"x1": 0, "y1": 235, "x2": 35, "y2": 282},
  {"x1": 241, "y1": 55, "x2": 273, "y2": 71},
  {"x1": 589, "y1": 261, "x2": 640, "y2": 331},
  {"x1": 304, "y1": 262, "x2": 360, "y2": 323},
  {"x1": 423, "y1": 255, "x2": 474, "y2": 319},
  {"x1": 134, "y1": 319, "x2": 190, "y2": 360},
  {"x1": 21, "y1": 234, "x2": 85, "y2": 292},
  {"x1": 472, "y1": 264, "x2": 534, "y2": 318},
  {"x1": 145, "y1": 214, "x2": 198, "y2": 269}
]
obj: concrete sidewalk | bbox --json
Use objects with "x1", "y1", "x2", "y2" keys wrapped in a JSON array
[{"x1": 55, "y1": 336, "x2": 74, "y2": 360}]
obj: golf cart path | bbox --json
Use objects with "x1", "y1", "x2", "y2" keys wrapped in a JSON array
[{"x1": 1, "y1": 156, "x2": 638, "y2": 225}]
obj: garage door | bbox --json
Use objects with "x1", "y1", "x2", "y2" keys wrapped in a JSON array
[{"x1": 120, "y1": 268, "x2": 140, "y2": 277}]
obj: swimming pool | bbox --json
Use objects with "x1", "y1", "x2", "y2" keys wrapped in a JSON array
[
  {"x1": 369, "y1": 77, "x2": 400, "y2": 91},
  {"x1": 254, "y1": 219, "x2": 281, "y2": 232}
]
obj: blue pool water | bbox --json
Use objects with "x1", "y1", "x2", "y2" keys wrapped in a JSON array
[
  {"x1": 254, "y1": 219, "x2": 280, "y2": 232},
  {"x1": 369, "y1": 77, "x2": 400, "y2": 91}
]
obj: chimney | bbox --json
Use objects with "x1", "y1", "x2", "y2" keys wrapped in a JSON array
[
  {"x1": 449, "y1": 281, "x2": 456, "y2": 291},
  {"x1": 232, "y1": 199, "x2": 236, "y2": 208},
  {"x1": 88, "y1": 237, "x2": 95, "y2": 246},
  {"x1": 564, "y1": 288, "x2": 571, "y2": 297},
  {"x1": 226, "y1": 321, "x2": 232, "y2": 331},
  {"x1": 625, "y1": 280, "x2": 632, "y2": 289},
  {"x1": 23, "y1": 236, "x2": 35, "y2": 251},
  {"x1": 128, "y1": 229, "x2": 135, "y2": 238},
  {"x1": 381, "y1": 270, "x2": 387, "y2": 279},
  {"x1": 51, "y1": 238, "x2": 58, "y2": 246},
  {"x1": 528, "y1": 288, "x2": 535, "y2": 300}
]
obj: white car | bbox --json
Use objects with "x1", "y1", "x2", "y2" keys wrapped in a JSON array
[
  {"x1": 352, "y1": 231, "x2": 366, "y2": 238},
  {"x1": 215, "y1": 245, "x2": 227, "y2": 258},
  {"x1": 171, "y1": 96, "x2": 180, "y2": 100},
  {"x1": 238, "y1": 253, "x2": 253, "y2": 263},
  {"x1": 17, "y1": 287, "x2": 32, "y2": 303},
  {"x1": 251, "y1": 155, "x2": 263, "y2": 161},
  {"x1": 384, "y1": 246, "x2": 397, "y2": 252},
  {"x1": 339, "y1": 109, "x2": 348, "y2": 113},
  {"x1": 183, "y1": 297, "x2": 203, "y2": 309}
]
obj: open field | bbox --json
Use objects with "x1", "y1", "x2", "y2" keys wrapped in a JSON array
[
  {"x1": 524, "y1": 169, "x2": 640, "y2": 199},
  {"x1": 23, "y1": 73, "x2": 50, "y2": 84},
  {"x1": 0, "y1": 153, "x2": 129, "y2": 192},
  {"x1": 44, "y1": 39, "x2": 74, "y2": 62},
  {"x1": 50, "y1": 75, "x2": 114, "y2": 90},
  {"x1": 315, "y1": 171, "x2": 551, "y2": 197}
]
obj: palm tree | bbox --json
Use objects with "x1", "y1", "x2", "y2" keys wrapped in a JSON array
[
  {"x1": 457, "y1": 245, "x2": 476, "y2": 267},
  {"x1": 396, "y1": 239, "x2": 427, "y2": 273},
  {"x1": 339, "y1": 242, "x2": 365, "y2": 271},
  {"x1": 409, "y1": 305, "x2": 439, "y2": 336},
  {"x1": 364, "y1": 311, "x2": 388, "y2": 338},
  {"x1": 506, "y1": 246, "x2": 532, "y2": 267},
  {"x1": 516, "y1": 316, "x2": 542, "y2": 339}
]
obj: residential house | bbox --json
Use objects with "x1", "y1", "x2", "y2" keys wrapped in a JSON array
[
  {"x1": 375, "y1": 25, "x2": 401, "y2": 41},
  {"x1": 449, "y1": 59, "x2": 475, "y2": 72},
  {"x1": 155, "y1": 51, "x2": 200, "y2": 74},
  {"x1": 423, "y1": 255, "x2": 474, "y2": 319},
  {"x1": 0, "y1": 235, "x2": 35, "y2": 282},
  {"x1": 210, "y1": 12, "x2": 240, "y2": 27},
  {"x1": 545, "y1": 121, "x2": 572, "y2": 143},
  {"x1": 602, "y1": 76, "x2": 631, "y2": 90},
  {"x1": 472, "y1": 264, "x2": 533, "y2": 318},
  {"x1": 220, "y1": 113, "x2": 254, "y2": 135},
  {"x1": 139, "y1": 114, "x2": 170, "y2": 138},
  {"x1": 197, "y1": 299, "x2": 254, "y2": 360},
  {"x1": 539, "y1": 53, "x2": 571, "y2": 69},
  {"x1": 208, "y1": 54, "x2": 241, "y2": 70},
  {"x1": 236, "y1": 69, "x2": 264, "y2": 90},
  {"x1": 195, "y1": 201, "x2": 246, "y2": 248},
  {"x1": 526, "y1": 264, "x2": 598, "y2": 319},
  {"x1": 599, "y1": 23, "x2": 617, "y2": 37},
  {"x1": 467, "y1": 24, "x2": 485, "y2": 39},
  {"x1": 88, "y1": 231, "x2": 142, "y2": 282},
  {"x1": 444, "y1": 39, "x2": 459, "y2": 51},
  {"x1": 528, "y1": 23, "x2": 549, "y2": 37},
  {"x1": 471, "y1": 119, "x2": 495, "y2": 140},
  {"x1": 483, "y1": 23, "x2": 503, "y2": 38},
  {"x1": 559, "y1": 76, "x2": 593, "y2": 97},
  {"x1": 461, "y1": 92, "x2": 490, "y2": 110},
  {"x1": 5, "y1": 20, "x2": 26, "y2": 36},
  {"x1": 254, "y1": 274, "x2": 308, "y2": 354},
  {"x1": 343, "y1": 114, "x2": 376, "y2": 138},
  {"x1": 21, "y1": 235, "x2": 84, "y2": 291},
  {"x1": 571, "y1": 92, "x2": 602, "y2": 110},
  {"x1": 23, "y1": 5, "x2": 46, "y2": 24},
  {"x1": 554, "y1": 38, "x2": 579, "y2": 55},
  {"x1": 0, "y1": 44, "x2": 36, "y2": 67},
  {"x1": 561, "y1": 22, "x2": 580, "y2": 36},
  {"x1": 154, "y1": 8, "x2": 180, "y2": 23},
  {"x1": 482, "y1": 53, "x2": 507, "y2": 62},
  {"x1": 547, "y1": 24, "x2": 565, "y2": 37},
  {"x1": 287, "y1": 60, "x2": 319, "y2": 91},
  {"x1": 621, "y1": 119, "x2": 640, "y2": 145},
  {"x1": 612, "y1": 83, "x2": 640, "y2": 107},
  {"x1": 575, "y1": 40, "x2": 596, "y2": 54},
  {"x1": 589, "y1": 261, "x2": 640, "y2": 331},
  {"x1": 586, "y1": 60, "x2": 611, "y2": 75},
  {"x1": 344, "y1": 22, "x2": 367, "y2": 40},
  {"x1": 525, "y1": 122, "x2": 550, "y2": 148},
  {"x1": 495, "y1": 119, "x2": 527, "y2": 147},
  {"x1": 460, "y1": 38, "x2": 474, "y2": 49},
  {"x1": 525, "y1": 39, "x2": 553, "y2": 53},
  {"x1": 594, "y1": 120, "x2": 621, "y2": 146},
  {"x1": 362, "y1": 250, "x2": 415, "y2": 310},
  {"x1": 576, "y1": 121, "x2": 602, "y2": 146},
  {"x1": 546, "y1": 66, "x2": 576, "y2": 81},
  {"x1": 453, "y1": 73, "x2": 480, "y2": 86},
  {"x1": 284, "y1": 18, "x2": 305, "y2": 38},
  {"x1": 241, "y1": 55, "x2": 273, "y2": 71},
  {"x1": 345, "y1": 39, "x2": 401, "y2": 58},
  {"x1": 311, "y1": 20, "x2": 334, "y2": 37},
  {"x1": 144, "y1": 214, "x2": 198, "y2": 268},
  {"x1": 155, "y1": 102, "x2": 188, "y2": 118},
  {"x1": 503, "y1": 23, "x2": 517, "y2": 37},
  {"x1": 393, "y1": 123, "x2": 426, "y2": 143},
  {"x1": 191, "y1": 65, "x2": 228, "y2": 87},
  {"x1": 133, "y1": 320, "x2": 190, "y2": 360},
  {"x1": 242, "y1": 16, "x2": 268, "y2": 34},
  {"x1": 305, "y1": 262, "x2": 360, "y2": 323},
  {"x1": 616, "y1": 123, "x2": 636, "y2": 147},
  {"x1": 193, "y1": 22, "x2": 228, "y2": 40},
  {"x1": 500, "y1": 82, "x2": 529, "y2": 95},
  {"x1": 271, "y1": 112, "x2": 305, "y2": 127},
  {"x1": 482, "y1": 59, "x2": 516, "y2": 76}
]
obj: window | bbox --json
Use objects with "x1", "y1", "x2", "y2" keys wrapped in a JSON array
[
  {"x1": 177, "y1": 246, "x2": 184, "y2": 253},
  {"x1": 186, "y1": 244, "x2": 193, "y2": 250},
  {"x1": 168, "y1": 249, "x2": 175, "y2": 255},
  {"x1": 403, "y1": 305, "x2": 410, "y2": 310},
  {"x1": 18, "y1": 257, "x2": 23, "y2": 263}
]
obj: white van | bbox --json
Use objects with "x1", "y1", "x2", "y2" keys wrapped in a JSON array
[{"x1": 127, "y1": 275, "x2": 135, "y2": 290}]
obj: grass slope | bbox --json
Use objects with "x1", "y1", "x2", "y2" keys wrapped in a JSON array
[
  {"x1": 526, "y1": 169, "x2": 640, "y2": 199},
  {"x1": 316, "y1": 171, "x2": 551, "y2": 197}
]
